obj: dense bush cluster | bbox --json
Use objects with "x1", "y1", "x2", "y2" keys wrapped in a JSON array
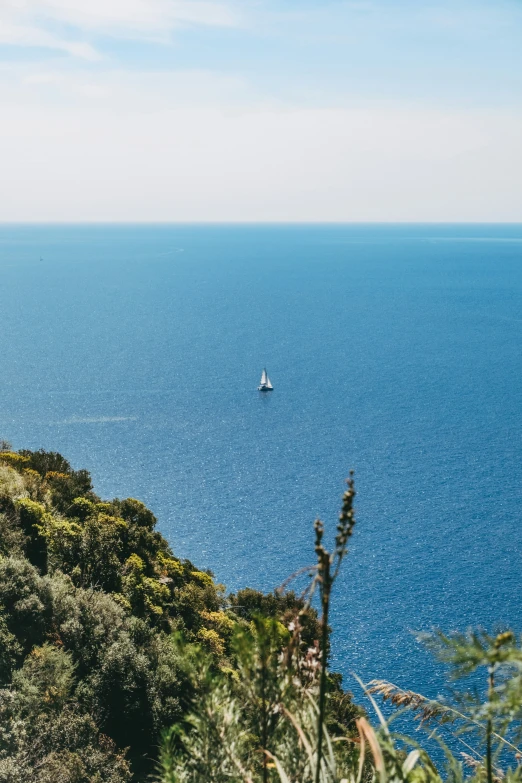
[{"x1": 0, "y1": 446, "x2": 355, "y2": 782}]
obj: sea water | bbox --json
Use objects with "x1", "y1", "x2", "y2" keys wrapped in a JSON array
[{"x1": 1, "y1": 223, "x2": 521, "y2": 704}]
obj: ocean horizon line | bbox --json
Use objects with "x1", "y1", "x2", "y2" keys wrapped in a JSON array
[{"x1": 0, "y1": 220, "x2": 521, "y2": 227}]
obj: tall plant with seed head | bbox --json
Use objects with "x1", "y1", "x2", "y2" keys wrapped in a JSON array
[{"x1": 314, "y1": 472, "x2": 357, "y2": 783}]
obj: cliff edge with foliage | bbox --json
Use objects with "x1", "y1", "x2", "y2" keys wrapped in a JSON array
[{"x1": 0, "y1": 445, "x2": 357, "y2": 782}]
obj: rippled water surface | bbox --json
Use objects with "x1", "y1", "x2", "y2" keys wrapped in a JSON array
[{"x1": 1, "y1": 223, "x2": 521, "y2": 700}]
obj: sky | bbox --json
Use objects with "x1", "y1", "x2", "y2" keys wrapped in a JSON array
[{"x1": 0, "y1": 0, "x2": 521, "y2": 221}]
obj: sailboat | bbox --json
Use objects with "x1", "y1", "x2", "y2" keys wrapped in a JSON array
[{"x1": 258, "y1": 368, "x2": 273, "y2": 392}]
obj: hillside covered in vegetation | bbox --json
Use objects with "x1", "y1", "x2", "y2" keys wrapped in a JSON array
[{"x1": 0, "y1": 444, "x2": 357, "y2": 782}]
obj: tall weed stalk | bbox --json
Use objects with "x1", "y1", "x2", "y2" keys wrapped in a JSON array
[{"x1": 314, "y1": 473, "x2": 356, "y2": 783}]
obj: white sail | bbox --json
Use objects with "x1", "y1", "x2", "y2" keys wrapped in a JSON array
[{"x1": 258, "y1": 367, "x2": 273, "y2": 390}]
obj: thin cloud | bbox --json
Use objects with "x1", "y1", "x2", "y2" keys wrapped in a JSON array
[
  {"x1": 38, "y1": 0, "x2": 240, "y2": 31},
  {"x1": 0, "y1": 0, "x2": 241, "y2": 55},
  {"x1": 0, "y1": 20, "x2": 101, "y2": 59}
]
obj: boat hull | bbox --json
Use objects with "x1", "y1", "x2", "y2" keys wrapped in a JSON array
[{"x1": 258, "y1": 385, "x2": 273, "y2": 391}]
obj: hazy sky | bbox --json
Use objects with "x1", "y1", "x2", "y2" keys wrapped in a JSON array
[{"x1": 1, "y1": 0, "x2": 521, "y2": 221}]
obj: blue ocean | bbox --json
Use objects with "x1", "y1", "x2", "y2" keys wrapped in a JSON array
[{"x1": 1, "y1": 224, "x2": 521, "y2": 703}]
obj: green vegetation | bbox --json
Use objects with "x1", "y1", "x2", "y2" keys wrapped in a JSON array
[
  {"x1": 0, "y1": 445, "x2": 356, "y2": 781},
  {"x1": 1, "y1": 444, "x2": 521, "y2": 783}
]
